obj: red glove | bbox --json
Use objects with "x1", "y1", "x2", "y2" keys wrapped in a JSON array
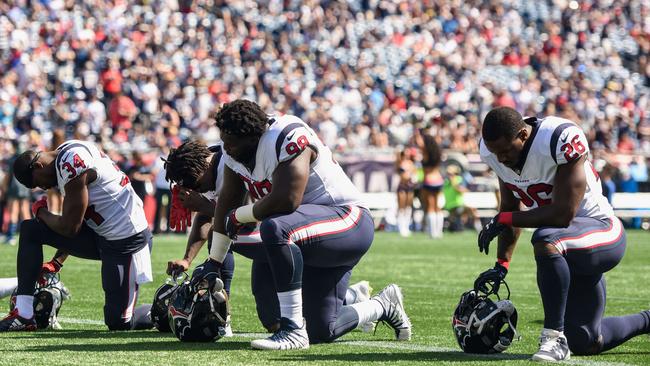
[
  {"x1": 38, "y1": 258, "x2": 63, "y2": 286},
  {"x1": 170, "y1": 186, "x2": 191, "y2": 232},
  {"x1": 32, "y1": 196, "x2": 48, "y2": 218},
  {"x1": 42, "y1": 258, "x2": 63, "y2": 274}
]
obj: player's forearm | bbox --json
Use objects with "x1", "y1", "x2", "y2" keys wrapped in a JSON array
[
  {"x1": 511, "y1": 204, "x2": 574, "y2": 228},
  {"x1": 38, "y1": 210, "x2": 82, "y2": 238},
  {"x1": 195, "y1": 198, "x2": 216, "y2": 217},
  {"x1": 183, "y1": 214, "x2": 213, "y2": 263},
  {"x1": 53, "y1": 250, "x2": 69, "y2": 264},
  {"x1": 497, "y1": 226, "x2": 521, "y2": 262},
  {"x1": 251, "y1": 194, "x2": 298, "y2": 221}
]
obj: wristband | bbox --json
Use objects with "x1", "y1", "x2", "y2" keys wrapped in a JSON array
[
  {"x1": 209, "y1": 231, "x2": 232, "y2": 263},
  {"x1": 235, "y1": 203, "x2": 258, "y2": 223},
  {"x1": 497, "y1": 258, "x2": 510, "y2": 270},
  {"x1": 497, "y1": 212, "x2": 513, "y2": 226}
]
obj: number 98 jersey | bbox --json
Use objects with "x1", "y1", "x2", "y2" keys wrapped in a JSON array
[
  {"x1": 55, "y1": 140, "x2": 149, "y2": 240},
  {"x1": 479, "y1": 116, "x2": 613, "y2": 219},
  {"x1": 224, "y1": 115, "x2": 365, "y2": 207}
]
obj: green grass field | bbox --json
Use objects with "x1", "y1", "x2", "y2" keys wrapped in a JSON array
[{"x1": 0, "y1": 231, "x2": 649, "y2": 365}]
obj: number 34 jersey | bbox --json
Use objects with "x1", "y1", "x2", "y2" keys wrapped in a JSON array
[
  {"x1": 480, "y1": 116, "x2": 613, "y2": 220},
  {"x1": 55, "y1": 140, "x2": 149, "y2": 240},
  {"x1": 223, "y1": 115, "x2": 365, "y2": 207}
]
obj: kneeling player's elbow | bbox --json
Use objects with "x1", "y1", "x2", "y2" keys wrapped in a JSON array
[
  {"x1": 63, "y1": 224, "x2": 83, "y2": 238},
  {"x1": 555, "y1": 211, "x2": 575, "y2": 228}
]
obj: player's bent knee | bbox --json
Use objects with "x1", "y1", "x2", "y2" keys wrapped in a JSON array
[
  {"x1": 259, "y1": 218, "x2": 285, "y2": 244},
  {"x1": 532, "y1": 242, "x2": 561, "y2": 257},
  {"x1": 18, "y1": 219, "x2": 44, "y2": 243},
  {"x1": 565, "y1": 325, "x2": 604, "y2": 355},
  {"x1": 105, "y1": 317, "x2": 132, "y2": 331}
]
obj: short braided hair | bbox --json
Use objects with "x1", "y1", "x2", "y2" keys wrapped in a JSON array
[
  {"x1": 162, "y1": 140, "x2": 212, "y2": 188},
  {"x1": 214, "y1": 99, "x2": 268, "y2": 137}
]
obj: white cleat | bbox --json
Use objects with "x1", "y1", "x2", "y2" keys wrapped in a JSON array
[
  {"x1": 532, "y1": 328, "x2": 571, "y2": 362},
  {"x1": 372, "y1": 284, "x2": 411, "y2": 341},
  {"x1": 251, "y1": 318, "x2": 309, "y2": 350},
  {"x1": 222, "y1": 316, "x2": 233, "y2": 337}
]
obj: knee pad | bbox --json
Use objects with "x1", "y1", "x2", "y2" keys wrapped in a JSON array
[{"x1": 565, "y1": 324, "x2": 604, "y2": 355}]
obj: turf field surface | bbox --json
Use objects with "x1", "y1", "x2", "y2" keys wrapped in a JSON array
[{"x1": 0, "y1": 231, "x2": 649, "y2": 365}]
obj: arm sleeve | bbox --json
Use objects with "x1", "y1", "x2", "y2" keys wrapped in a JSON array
[
  {"x1": 551, "y1": 125, "x2": 589, "y2": 165},
  {"x1": 276, "y1": 125, "x2": 314, "y2": 163},
  {"x1": 56, "y1": 146, "x2": 95, "y2": 186}
]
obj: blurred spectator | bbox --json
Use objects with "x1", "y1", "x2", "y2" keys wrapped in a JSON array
[
  {"x1": 2, "y1": 141, "x2": 30, "y2": 245},
  {"x1": 152, "y1": 145, "x2": 172, "y2": 234},
  {"x1": 600, "y1": 165, "x2": 617, "y2": 204},
  {"x1": 617, "y1": 165, "x2": 641, "y2": 228},
  {"x1": 443, "y1": 164, "x2": 482, "y2": 232},
  {"x1": 127, "y1": 151, "x2": 153, "y2": 203},
  {"x1": 395, "y1": 148, "x2": 417, "y2": 237},
  {"x1": 417, "y1": 130, "x2": 444, "y2": 239}
]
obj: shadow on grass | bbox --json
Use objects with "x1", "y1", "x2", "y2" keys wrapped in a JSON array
[
  {"x1": 272, "y1": 351, "x2": 531, "y2": 363},
  {"x1": 0, "y1": 329, "x2": 173, "y2": 340},
  {"x1": 9, "y1": 340, "x2": 251, "y2": 352}
]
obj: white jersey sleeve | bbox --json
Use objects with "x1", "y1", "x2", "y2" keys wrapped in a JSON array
[
  {"x1": 277, "y1": 124, "x2": 314, "y2": 163},
  {"x1": 551, "y1": 124, "x2": 589, "y2": 165},
  {"x1": 56, "y1": 143, "x2": 96, "y2": 186}
]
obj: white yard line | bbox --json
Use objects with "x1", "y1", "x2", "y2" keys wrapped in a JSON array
[{"x1": 3, "y1": 315, "x2": 639, "y2": 366}]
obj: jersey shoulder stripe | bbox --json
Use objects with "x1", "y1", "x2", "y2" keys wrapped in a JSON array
[
  {"x1": 549, "y1": 122, "x2": 576, "y2": 164},
  {"x1": 275, "y1": 122, "x2": 306, "y2": 159}
]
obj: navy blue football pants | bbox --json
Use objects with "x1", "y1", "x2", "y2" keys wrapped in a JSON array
[
  {"x1": 17, "y1": 219, "x2": 153, "y2": 330},
  {"x1": 232, "y1": 204, "x2": 374, "y2": 343},
  {"x1": 533, "y1": 217, "x2": 650, "y2": 354}
]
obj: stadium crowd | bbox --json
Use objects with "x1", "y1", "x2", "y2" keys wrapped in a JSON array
[{"x1": 1, "y1": 0, "x2": 649, "y2": 239}]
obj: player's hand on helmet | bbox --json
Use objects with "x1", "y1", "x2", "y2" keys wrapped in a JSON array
[
  {"x1": 224, "y1": 209, "x2": 242, "y2": 239},
  {"x1": 167, "y1": 258, "x2": 190, "y2": 277},
  {"x1": 32, "y1": 196, "x2": 48, "y2": 218},
  {"x1": 190, "y1": 258, "x2": 222, "y2": 286},
  {"x1": 38, "y1": 258, "x2": 63, "y2": 286},
  {"x1": 478, "y1": 213, "x2": 507, "y2": 255},
  {"x1": 41, "y1": 258, "x2": 63, "y2": 275},
  {"x1": 474, "y1": 262, "x2": 508, "y2": 294}
]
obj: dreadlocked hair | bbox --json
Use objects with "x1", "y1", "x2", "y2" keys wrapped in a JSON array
[
  {"x1": 214, "y1": 99, "x2": 268, "y2": 137},
  {"x1": 162, "y1": 140, "x2": 212, "y2": 188}
]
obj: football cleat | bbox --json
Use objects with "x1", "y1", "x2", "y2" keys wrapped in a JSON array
[
  {"x1": 0, "y1": 309, "x2": 37, "y2": 332},
  {"x1": 532, "y1": 329, "x2": 571, "y2": 362},
  {"x1": 373, "y1": 284, "x2": 412, "y2": 341},
  {"x1": 223, "y1": 315, "x2": 233, "y2": 337},
  {"x1": 251, "y1": 318, "x2": 310, "y2": 350}
]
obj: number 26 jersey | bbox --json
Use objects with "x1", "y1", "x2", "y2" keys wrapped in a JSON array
[
  {"x1": 480, "y1": 116, "x2": 613, "y2": 219},
  {"x1": 55, "y1": 140, "x2": 149, "y2": 240}
]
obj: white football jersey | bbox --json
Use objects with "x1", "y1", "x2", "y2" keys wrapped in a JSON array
[
  {"x1": 223, "y1": 115, "x2": 365, "y2": 207},
  {"x1": 480, "y1": 116, "x2": 613, "y2": 219},
  {"x1": 201, "y1": 144, "x2": 225, "y2": 202},
  {"x1": 55, "y1": 140, "x2": 149, "y2": 240}
]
